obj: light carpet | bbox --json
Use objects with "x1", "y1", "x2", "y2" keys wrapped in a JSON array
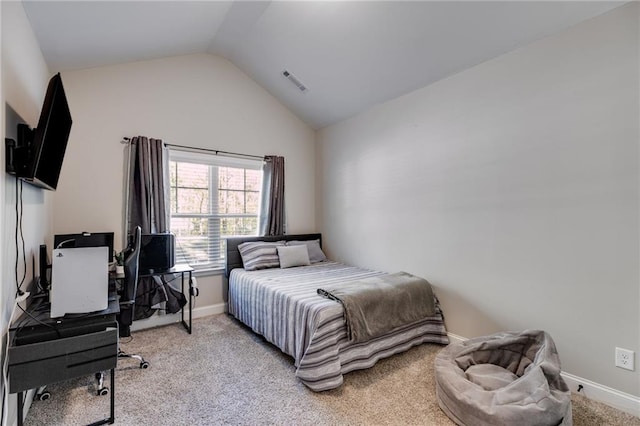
[{"x1": 24, "y1": 314, "x2": 640, "y2": 425}]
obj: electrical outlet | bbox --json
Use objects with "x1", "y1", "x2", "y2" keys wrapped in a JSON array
[{"x1": 615, "y1": 347, "x2": 635, "y2": 371}]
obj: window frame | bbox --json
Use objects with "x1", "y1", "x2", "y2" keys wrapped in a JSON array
[{"x1": 168, "y1": 149, "x2": 263, "y2": 272}]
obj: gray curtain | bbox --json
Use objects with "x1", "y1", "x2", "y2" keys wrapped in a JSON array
[
  {"x1": 126, "y1": 136, "x2": 168, "y2": 235},
  {"x1": 126, "y1": 136, "x2": 184, "y2": 320},
  {"x1": 259, "y1": 155, "x2": 285, "y2": 236}
]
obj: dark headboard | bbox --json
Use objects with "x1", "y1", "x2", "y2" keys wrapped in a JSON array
[{"x1": 225, "y1": 233, "x2": 322, "y2": 277}]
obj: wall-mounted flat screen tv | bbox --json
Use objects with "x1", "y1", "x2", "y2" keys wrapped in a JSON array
[{"x1": 7, "y1": 73, "x2": 72, "y2": 190}]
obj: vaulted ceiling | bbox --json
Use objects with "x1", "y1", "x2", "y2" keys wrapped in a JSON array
[{"x1": 22, "y1": 1, "x2": 624, "y2": 129}]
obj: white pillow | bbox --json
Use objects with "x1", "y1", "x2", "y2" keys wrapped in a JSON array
[
  {"x1": 277, "y1": 245, "x2": 311, "y2": 269},
  {"x1": 286, "y1": 239, "x2": 327, "y2": 263}
]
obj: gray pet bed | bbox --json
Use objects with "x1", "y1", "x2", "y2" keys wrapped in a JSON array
[{"x1": 435, "y1": 329, "x2": 572, "y2": 426}]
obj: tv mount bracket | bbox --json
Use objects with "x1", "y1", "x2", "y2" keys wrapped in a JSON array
[{"x1": 5, "y1": 123, "x2": 34, "y2": 177}]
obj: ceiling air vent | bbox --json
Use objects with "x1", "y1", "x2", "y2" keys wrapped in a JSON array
[{"x1": 282, "y1": 69, "x2": 308, "y2": 93}]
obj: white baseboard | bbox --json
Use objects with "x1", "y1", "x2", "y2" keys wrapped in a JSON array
[
  {"x1": 192, "y1": 303, "x2": 227, "y2": 317},
  {"x1": 561, "y1": 372, "x2": 640, "y2": 417},
  {"x1": 446, "y1": 332, "x2": 640, "y2": 418},
  {"x1": 446, "y1": 332, "x2": 467, "y2": 345},
  {"x1": 130, "y1": 303, "x2": 227, "y2": 332}
]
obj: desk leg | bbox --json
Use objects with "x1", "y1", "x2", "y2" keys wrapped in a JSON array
[
  {"x1": 188, "y1": 271, "x2": 193, "y2": 334},
  {"x1": 180, "y1": 271, "x2": 185, "y2": 329},
  {"x1": 180, "y1": 271, "x2": 193, "y2": 334},
  {"x1": 87, "y1": 368, "x2": 115, "y2": 426},
  {"x1": 109, "y1": 368, "x2": 115, "y2": 424},
  {"x1": 17, "y1": 391, "x2": 23, "y2": 426}
]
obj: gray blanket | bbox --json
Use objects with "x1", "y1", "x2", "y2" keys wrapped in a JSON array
[{"x1": 317, "y1": 272, "x2": 436, "y2": 343}]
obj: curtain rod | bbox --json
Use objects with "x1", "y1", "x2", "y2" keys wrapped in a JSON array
[
  {"x1": 121, "y1": 138, "x2": 264, "y2": 161},
  {"x1": 166, "y1": 143, "x2": 265, "y2": 161}
]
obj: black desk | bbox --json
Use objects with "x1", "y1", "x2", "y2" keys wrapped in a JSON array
[
  {"x1": 8, "y1": 297, "x2": 119, "y2": 426},
  {"x1": 138, "y1": 264, "x2": 195, "y2": 334}
]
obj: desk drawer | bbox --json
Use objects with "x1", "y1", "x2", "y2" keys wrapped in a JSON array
[{"x1": 8, "y1": 327, "x2": 118, "y2": 393}]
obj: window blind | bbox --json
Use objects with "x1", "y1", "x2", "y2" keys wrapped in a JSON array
[{"x1": 169, "y1": 149, "x2": 263, "y2": 270}]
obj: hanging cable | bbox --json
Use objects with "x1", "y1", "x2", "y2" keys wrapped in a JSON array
[
  {"x1": 14, "y1": 178, "x2": 18, "y2": 294},
  {"x1": 14, "y1": 178, "x2": 23, "y2": 296},
  {"x1": 18, "y1": 180, "x2": 27, "y2": 292}
]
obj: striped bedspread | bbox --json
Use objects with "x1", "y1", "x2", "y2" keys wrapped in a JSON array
[{"x1": 228, "y1": 261, "x2": 449, "y2": 391}]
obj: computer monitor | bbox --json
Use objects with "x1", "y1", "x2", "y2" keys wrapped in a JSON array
[
  {"x1": 138, "y1": 233, "x2": 176, "y2": 273},
  {"x1": 53, "y1": 232, "x2": 114, "y2": 262}
]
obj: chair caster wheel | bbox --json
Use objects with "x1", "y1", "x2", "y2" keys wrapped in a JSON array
[
  {"x1": 38, "y1": 391, "x2": 51, "y2": 401},
  {"x1": 140, "y1": 361, "x2": 150, "y2": 369},
  {"x1": 97, "y1": 387, "x2": 109, "y2": 396}
]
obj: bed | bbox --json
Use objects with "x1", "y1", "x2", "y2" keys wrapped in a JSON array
[{"x1": 225, "y1": 234, "x2": 449, "y2": 391}]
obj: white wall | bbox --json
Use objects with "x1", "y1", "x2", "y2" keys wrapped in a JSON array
[
  {"x1": 1, "y1": 2, "x2": 52, "y2": 424},
  {"x1": 56, "y1": 53, "x2": 316, "y2": 309},
  {"x1": 318, "y1": 4, "x2": 639, "y2": 397}
]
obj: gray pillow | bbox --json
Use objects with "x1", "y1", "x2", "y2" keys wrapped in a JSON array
[
  {"x1": 277, "y1": 245, "x2": 311, "y2": 269},
  {"x1": 238, "y1": 241, "x2": 285, "y2": 271},
  {"x1": 286, "y1": 239, "x2": 327, "y2": 263}
]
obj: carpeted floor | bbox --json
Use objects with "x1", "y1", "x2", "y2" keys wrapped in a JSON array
[{"x1": 24, "y1": 314, "x2": 640, "y2": 425}]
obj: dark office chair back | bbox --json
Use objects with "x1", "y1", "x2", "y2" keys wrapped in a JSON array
[
  {"x1": 122, "y1": 226, "x2": 141, "y2": 304},
  {"x1": 119, "y1": 226, "x2": 141, "y2": 337}
]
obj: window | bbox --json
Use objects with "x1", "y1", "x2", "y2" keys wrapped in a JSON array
[{"x1": 169, "y1": 150, "x2": 263, "y2": 271}]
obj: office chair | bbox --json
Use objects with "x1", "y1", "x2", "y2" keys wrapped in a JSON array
[{"x1": 95, "y1": 226, "x2": 149, "y2": 396}]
